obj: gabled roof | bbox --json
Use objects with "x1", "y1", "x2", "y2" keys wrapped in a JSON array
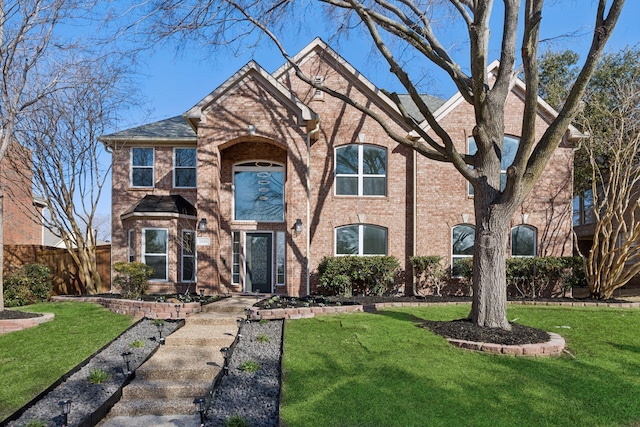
[
  {"x1": 121, "y1": 195, "x2": 197, "y2": 220},
  {"x1": 184, "y1": 60, "x2": 318, "y2": 131},
  {"x1": 416, "y1": 60, "x2": 585, "y2": 141},
  {"x1": 100, "y1": 116, "x2": 196, "y2": 145}
]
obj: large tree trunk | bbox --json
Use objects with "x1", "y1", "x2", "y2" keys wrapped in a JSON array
[{"x1": 468, "y1": 190, "x2": 513, "y2": 329}]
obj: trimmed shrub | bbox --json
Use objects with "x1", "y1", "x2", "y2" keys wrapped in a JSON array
[
  {"x1": 318, "y1": 256, "x2": 401, "y2": 297},
  {"x1": 3, "y1": 263, "x2": 52, "y2": 307},
  {"x1": 113, "y1": 262, "x2": 153, "y2": 300},
  {"x1": 410, "y1": 256, "x2": 446, "y2": 296}
]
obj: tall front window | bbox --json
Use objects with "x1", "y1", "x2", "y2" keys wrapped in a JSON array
[
  {"x1": 452, "y1": 224, "x2": 475, "y2": 275},
  {"x1": 131, "y1": 147, "x2": 154, "y2": 187},
  {"x1": 335, "y1": 144, "x2": 386, "y2": 196},
  {"x1": 234, "y1": 162, "x2": 284, "y2": 221},
  {"x1": 174, "y1": 148, "x2": 197, "y2": 188},
  {"x1": 182, "y1": 230, "x2": 196, "y2": 282},
  {"x1": 143, "y1": 228, "x2": 168, "y2": 281},
  {"x1": 573, "y1": 189, "x2": 595, "y2": 226},
  {"x1": 336, "y1": 224, "x2": 387, "y2": 255},
  {"x1": 276, "y1": 231, "x2": 285, "y2": 286},
  {"x1": 511, "y1": 225, "x2": 537, "y2": 257},
  {"x1": 468, "y1": 136, "x2": 519, "y2": 195},
  {"x1": 231, "y1": 231, "x2": 241, "y2": 285}
]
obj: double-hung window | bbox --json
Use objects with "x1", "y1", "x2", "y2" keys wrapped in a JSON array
[
  {"x1": 131, "y1": 147, "x2": 154, "y2": 187},
  {"x1": 452, "y1": 224, "x2": 475, "y2": 276},
  {"x1": 468, "y1": 136, "x2": 519, "y2": 195},
  {"x1": 335, "y1": 224, "x2": 387, "y2": 255},
  {"x1": 143, "y1": 228, "x2": 168, "y2": 281},
  {"x1": 335, "y1": 145, "x2": 386, "y2": 196},
  {"x1": 174, "y1": 148, "x2": 197, "y2": 188}
]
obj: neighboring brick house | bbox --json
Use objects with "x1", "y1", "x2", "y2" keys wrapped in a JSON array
[
  {"x1": 1, "y1": 142, "x2": 43, "y2": 246},
  {"x1": 101, "y1": 38, "x2": 575, "y2": 296}
]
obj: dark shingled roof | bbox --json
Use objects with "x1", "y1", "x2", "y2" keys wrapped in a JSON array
[
  {"x1": 397, "y1": 94, "x2": 447, "y2": 122},
  {"x1": 125, "y1": 195, "x2": 197, "y2": 216},
  {"x1": 101, "y1": 116, "x2": 196, "y2": 141}
]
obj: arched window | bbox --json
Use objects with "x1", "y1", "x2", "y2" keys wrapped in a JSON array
[
  {"x1": 233, "y1": 161, "x2": 284, "y2": 222},
  {"x1": 452, "y1": 224, "x2": 475, "y2": 275},
  {"x1": 335, "y1": 224, "x2": 387, "y2": 256},
  {"x1": 511, "y1": 225, "x2": 537, "y2": 257},
  {"x1": 468, "y1": 136, "x2": 519, "y2": 195},
  {"x1": 335, "y1": 144, "x2": 386, "y2": 196}
]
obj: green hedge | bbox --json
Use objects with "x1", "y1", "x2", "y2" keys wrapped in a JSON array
[
  {"x1": 113, "y1": 262, "x2": 153, "y2": 300},
  {"x1": 452, "y1": 256, "x2": 586, "y2": 297},
  {"x1": 3, "y1": 264, "x2": 52, "y2": 307},
  {"x1": 318, "y1": 256, "x2": 401, "y2": 297},
  {"x1": 410, "y1": 256, "x2": 446, "y2": 296}
]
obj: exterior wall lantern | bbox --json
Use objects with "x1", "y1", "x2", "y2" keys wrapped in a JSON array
[
  {"x1": 198, "y1": 218, "x2": 207, "y2": 232},
  {"x1": 294, "y1": 218, "x2": 303, "y2": 234}
]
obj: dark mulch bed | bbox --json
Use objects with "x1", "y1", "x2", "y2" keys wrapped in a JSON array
[
  {"x1": 0, "y1": 309, "x2": 43, "y2": 320},
  {"x1": 419, "y1": 318, "x2": 550, "y2": 346}
]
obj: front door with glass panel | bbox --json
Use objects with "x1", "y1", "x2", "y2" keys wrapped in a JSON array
[{"x1": 245, "y1": 233, "x2": 272, "y2": 293}]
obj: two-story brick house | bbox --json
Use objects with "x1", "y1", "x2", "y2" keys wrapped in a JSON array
[{"x1": 101, "y1": 38, "x2": 575, "y2": 296}]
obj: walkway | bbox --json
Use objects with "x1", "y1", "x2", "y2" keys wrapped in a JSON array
[{"x1": 98, "y1": 296, "x2": 255, "y2": 427}]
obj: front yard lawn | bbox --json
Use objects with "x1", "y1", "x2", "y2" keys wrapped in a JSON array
[
  {"x1": 281, "y1": 305, "x2": 640, "y2": 427},
  {"x1": 0, "y1": 302, "x2": 134, "y2": 421}
]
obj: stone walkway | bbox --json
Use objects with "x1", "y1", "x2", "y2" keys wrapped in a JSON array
[{"x1": 98, "y1": 297, "x2": 255, "y2": 427}]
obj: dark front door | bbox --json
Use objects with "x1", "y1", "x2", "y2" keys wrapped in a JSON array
[{"x1": 245, "y1": 233, "x2": 272, "y2": 293}]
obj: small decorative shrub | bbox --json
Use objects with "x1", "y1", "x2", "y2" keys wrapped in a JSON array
[
  {"x1": 3, "y1": 264, "x2": 52, "y2": 307},
  {"x1": 255, "y1": 333, "x2": 270, "y2": 343},
  {"x1": 318, "y1": 256, "x2": 401, "y2": 296},
  {"x1": 112, "y1": 262, "x2": 153, "y2": 299},
  {"x1": 225, "y1": 415, "x2": 249, "y2": 427},
  {"x1": 130, "y1": 340, "x2": 144, "y2": 348},
  {"x1": 88, "y1": 368, "x2": 109, "y2": 384},
  {"x1": 410, "y1": 256, "x2": 446, "y2": 296},
  {"x1": 239, "y1": 360, "x2": 260, "y2": 373}
]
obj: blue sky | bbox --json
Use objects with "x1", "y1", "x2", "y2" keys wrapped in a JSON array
[{"x1": 99, "y1": 2, "x2": 639, "y2": 228}]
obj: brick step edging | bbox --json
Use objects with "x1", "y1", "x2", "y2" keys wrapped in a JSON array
[{"x1": 51, "y1": 296, "x2": 201, "y2": 319}]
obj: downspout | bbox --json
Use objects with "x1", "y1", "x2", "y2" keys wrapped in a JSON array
[{"x1": 306, "y1": 122, "x2": 320, "y2": 296}]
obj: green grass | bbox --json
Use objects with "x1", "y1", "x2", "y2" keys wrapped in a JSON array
[
  {"x1": 0, "y1": 302, "x2": 134, "y2": 420},
  {"x1": 281, "y1": 305, "x2": 640, "y2": 427}
]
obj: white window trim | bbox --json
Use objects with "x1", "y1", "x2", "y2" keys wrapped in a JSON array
[
  {"x1": 142, "y1": 228, "x2": 169, "y2": 282},
  {"x1": 335, "y1": 144, "x2": 387, "y2": 197},
  {"x1": 510, "y1": 225, "x2": 537, "y2": 258},
  {"x1": 131, "y1": 147, "x2": 154, "y2": 188},
  {"x1": 451, "y1": 224, "x2": 475, "y2": 276},
  {"x1": 232, "y1": 161, "x2": 285, "y2": 223},
  {"x1": 173, "y1": 147, "x2": 197, "y2": 189},
  {"x1": 181, "y1": 230, "x2": 196, "y2": 282},
  {"x1": 335, "y1": 224, "x2": 388, "y2": 256}
]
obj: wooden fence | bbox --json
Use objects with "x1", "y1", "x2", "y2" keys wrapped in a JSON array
[{"x1": 4, "y1": 244, "x2": 111, "y2": 295}]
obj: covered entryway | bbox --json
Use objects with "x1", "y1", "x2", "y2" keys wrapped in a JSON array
[{"x1": 245, "y1": 232, "x2": 273, "y2": 293}]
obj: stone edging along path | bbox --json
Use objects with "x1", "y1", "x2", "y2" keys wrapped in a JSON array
[{"x1": 249, "y1": 299, "x2": 640, "y2": 357}]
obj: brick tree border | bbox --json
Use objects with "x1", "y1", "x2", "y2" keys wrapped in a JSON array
[
  {"x1": 248, "y1": 300, "x2": 640, "y2": 357},
  {"x1": 0, "y1": 312, "x2": 54, "y2": 335}
]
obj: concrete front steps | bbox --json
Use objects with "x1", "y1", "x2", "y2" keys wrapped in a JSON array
[{"x1": 99, "y1": 296, "x2": 254, "y2": 426}]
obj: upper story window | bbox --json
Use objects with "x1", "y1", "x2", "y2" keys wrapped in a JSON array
[
  {"x1": 468, "y1": 136, "x2": 519, "y2": 195},
  {"x1": 234, "y1": 162, "x2": 284, "y2": 222},
  {"x1": 174, "y1": 148, "x2": 197, "y2": 188},
  {"x1": 131, "y1": 147, "x2": 154, "y2": 187},
  {"x1": 573, "y1": 189, "x2": 595, "y2": 226},
  {"x1": 335, "y1": 144, "x2": 386, "y2": 196},
  {"x1": 511, "y1": 225, "x2": 537, "y2": 257},
  {"x1": 335, "y1": 224, "x2": 387, "y2": 256}
]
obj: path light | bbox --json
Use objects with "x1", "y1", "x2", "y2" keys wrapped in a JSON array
[
  {"x1": 220, "y1": 347, "x2": 229, "y2": 359},
  {"x1": 156, "y1": 321, "x2": 165, "y2": 345},
  {"x1": 58, "y1": 399, "x2": 71, "y2": 427},
  {"x1": 236, "y1": 317, "x2": 242, "y2": 327},
  {"x1": 237, "y1": 334, "x2": 243, "y2": 341},
  {"x1": 121, "y1": 351, "x2": 132, "y2": 375},
  {"x1": 193, "y1": 397, "x2": 206, "y2": 427},
  {"x1": 244, "y1": 307, "x2": 251, "y2": 323},
  {"x1": 199, "y1": 288, "x2": 205, "y2": 298},
  {"x1": 175, "y1": 304, "x2": 181, "y2": 318}
]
